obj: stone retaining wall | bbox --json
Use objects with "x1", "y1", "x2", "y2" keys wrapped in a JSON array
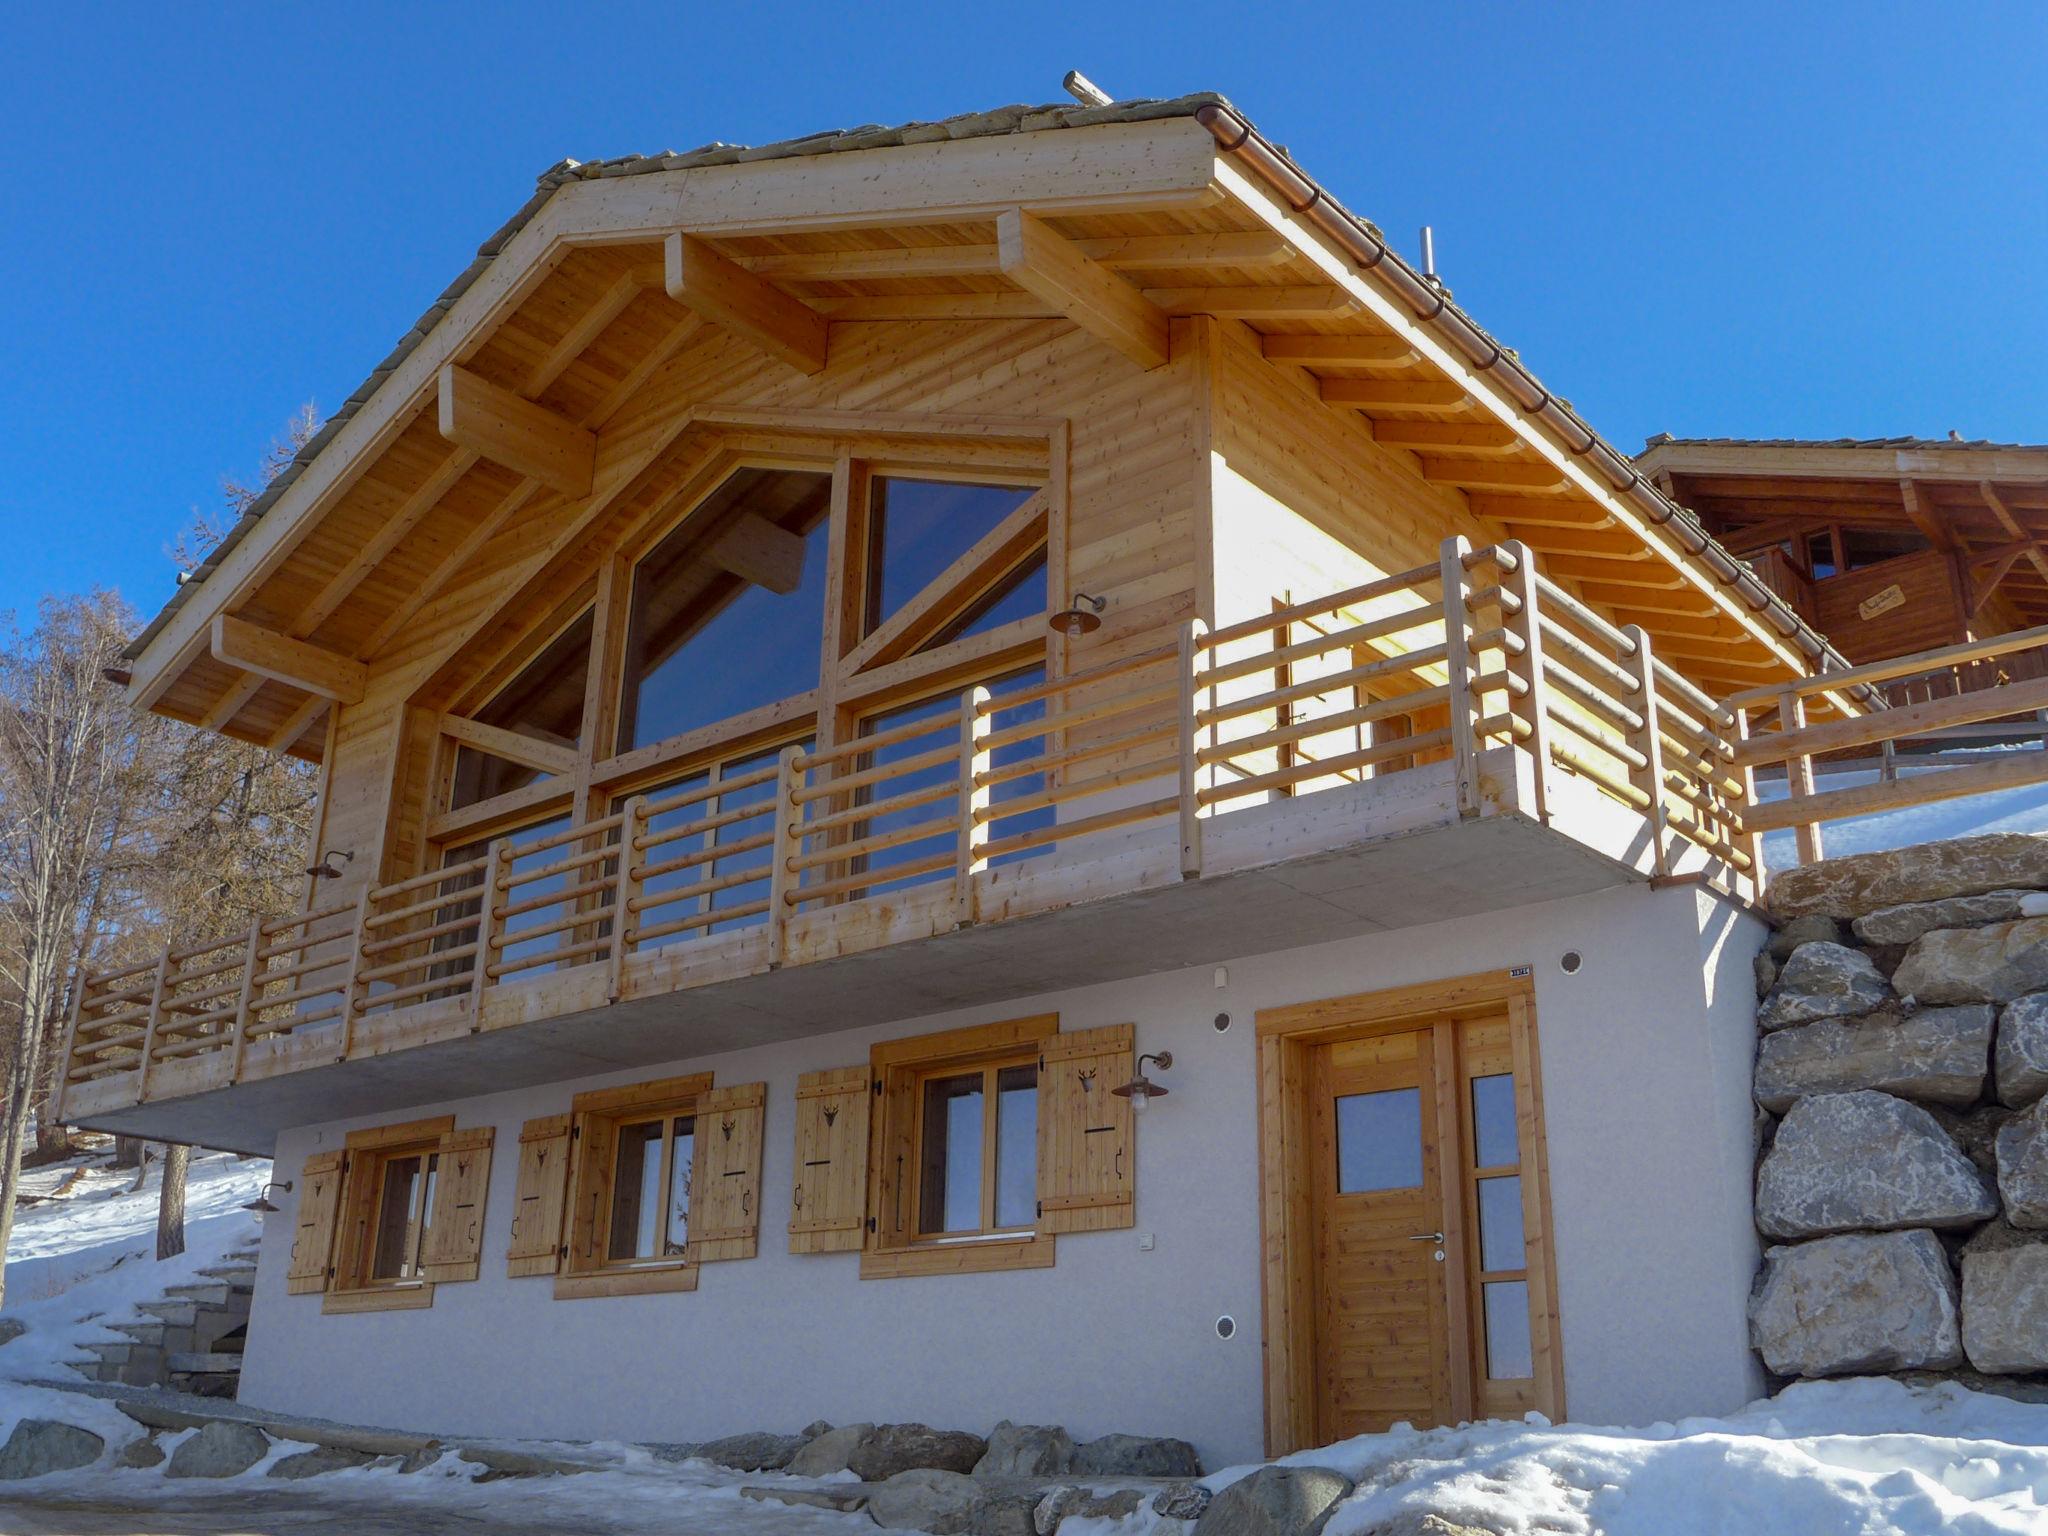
[{"x1": 1748, "y1": 833, "x2": 2048, "y2": 1386}]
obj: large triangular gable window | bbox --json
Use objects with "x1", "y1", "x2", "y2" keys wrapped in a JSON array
[{"x1": 447, "y1": 609, "x2": 592, "y2": 811}]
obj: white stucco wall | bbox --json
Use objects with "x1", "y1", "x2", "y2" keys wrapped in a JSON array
[{"x1": 238, "y1": 880, "x2": 1767, "y2": 1467}]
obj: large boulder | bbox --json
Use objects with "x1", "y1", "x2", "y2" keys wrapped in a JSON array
[
  {"x1": 1997, "y1": 992, "x2": 2048, "y2": 1108},
  {"x1": 1961, "y1": 1229, "x2": 2048, "y2": 1373},
  {"x1": 1195, "y1": 1465, "x2": 1354, "y2": 1536},
  {"x1": 1749, "y1": 1229, "x2": 1963, "y2": 1376},
  {"x1": 1755, "y1": 1091, "x2": 1997, "y2": 1238},
  {"x1": 1757, "y1": 943, "x2": 1893, "y2": 1030},
  {"x1": 0, "y1": 1419, "x2": 103, "y2": 1480},
  {"x1": 866, "y1": 1468, "x2": 984, "y2": 1534},
  {"x1": 847, "y1": 1424, "x2": 987, "y2": 1481},
  {"x1": 1034, "y1": 1485, "x2": 1145, "y2": 1530},
  {"x1": 1155, "y1": 1482, "x2": 1216, "y2": 1520},
  {"x1": 1769, "y1": 833, "x2": 2048, "y2": 921},
  {"x1": 268, "y1": 1445, "x2": 377, "y2": 1480},
  {"x1": 785, "y1": 1420, "x2": 871, "y2": 1477},
  {"x1": 1854, "y1": 891, "x2": 2036, "y2": 946},
  {"x1": 974, "y1": 1421, "x2": 1073, "y2": 1478},
  {"x1": 1894, "y1": 919, "x2": 2048, "y2": 1006},
  {"x1": 1073, "y1": 1431, "x2": 1202, "y2": 1477},
  {"x1": 165, "y1": 1419, "x2": 272, "y2": 1479},
  {"x1": 1996, "y1": 1096, "x2": 2048, "y2": 1227},
  {"x1": 691, "y1": 1429, "x2": 806, "y2": 1472},
  {"x1": 1753, "y1": 1005, "x2": 1994, "y2": 1112}
]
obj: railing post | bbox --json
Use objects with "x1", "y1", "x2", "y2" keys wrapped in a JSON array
[
  {"x1": 134, "y1": 952, "x2": 172, "y2": 1102},
  {"x1": 768, "y1": 747, "x2": 802, "y2": 965},
  {"x1": 1778, "y1": 687, "x2": 1824, "y2": 866},
  {"x1": 609, "y1": 796, "x2": 648, "y2": 999},
  {"x1": 468, "y1": 843, "x2": 508, "y2": 1024},
  {"x1": 1729, "y1": 704, "x2": 1767, "y2": 888},
  {"x1": 955, "y1": 688, "x2": 993, "y2": 922},
  {"x1": 50, "y1": 973, "x2": 87, "y2": 1124},
  {"x1": 1498, "y1": 541, "x2": 1552, "y2": 823},
  {"x1": 1619, "y1": 626, "x2": 1672, "y2": 878},
  {"x1": 229, "y1": 917, "x2": 263, "y2": 1080},
  {"x1": 1439, "y1": 537, "x2": 1480, "y2": 819},
  {"x1": 1177, "y1": 619, "x2": 1211, "y2": 878},
  {"x1": 339, "y1": 885, "x2": 374, "y2": 1060}
]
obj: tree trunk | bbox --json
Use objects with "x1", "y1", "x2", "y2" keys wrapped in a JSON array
[
  {"x1": 127, "y1": 1144, "x2": 152, "y2": 1195},
  {"x1": 28, "y1": 1040, "x2": 71, "y2": 1164},
  {"x1": 112, "y1": 1135, "x2": 143, "y2": 1169},
  {"x1": 157, "y1": 1143, "x2": 189, "y2": 1260}
]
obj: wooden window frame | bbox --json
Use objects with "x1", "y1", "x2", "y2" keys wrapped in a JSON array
[
  {"x1": 1253, "y1": 970, "x2": 1563, "y2": 1455},
  {"x1": 323, "y1": 1114, "x2": 456, "y2": 1314},
  {"x1": 908, "y1": 1055, "x2": 1040, "y2": 1243},
  {"x1": 556, "y1": 1071, "x2": 714, "y2": 1299},
  {"x1": 863, "y1": 1014, "x2": 1059, "y2": 1280}
]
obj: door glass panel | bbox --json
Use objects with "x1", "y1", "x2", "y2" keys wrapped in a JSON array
[
  {"x1": 1471, "y1": 1073, "x2": 1519, "y2": 1169},
  {"x1": 1476, "y1": 1175, "x2": 1525, "y2": 1273},
  {"x1": 1334, "y1": 1087, "x2": 1423, "y2": 1193},
  {"x1": 1483, "y1": 1280, "x2": 1533, "y2": 1379},
  {"x1": 993, "y1": 1064, "x2": 1038, "y2": 1229},
  {"x1": 919, "y1": 1072, "x2": 985, "y2": 1234},
  {"x1": 609, "y1": 1120, "x2": 666, "y2": 1261},
  {"x1": 370, "y1": 1155, "x2": 423, "y2": 1280},
  {"x1": 664, "y1": 1117, "x2": 695, "y2": 1256}
]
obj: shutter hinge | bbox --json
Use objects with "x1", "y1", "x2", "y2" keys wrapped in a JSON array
[
  {"x1": 865, "y1": 1216, "x2": 876, "y2": 1233},
  {"x1": 873, "y1": 1080, "x2": 882, "y2": 1097},
  {"x1": 570, "y1": 1124, "x2": 581, "y2": 1141},
  {"x1": 1036, "y1": 1200, "x2": 1043, "y2": 1219}
]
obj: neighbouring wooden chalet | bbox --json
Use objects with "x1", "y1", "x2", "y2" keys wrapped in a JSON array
[{"x1": 55, "y1": 92, "x2": 2048, "y2": 1463}]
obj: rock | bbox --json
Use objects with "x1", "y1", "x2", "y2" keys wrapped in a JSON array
[
  {"x1": 741, "y1": 1484, "x2": 870, "y2": 1512},
  {"x1": 116, "y1": 1435, "x2": 165, "y2": 1469},
  {"x1": 799, "y1": 1419, "x2": 834, "y2": 1440},
  {"x1": 1155, "y1": 1482, "x2": 1216, "y2": 1520},
  {"x1": 1755, "y1": 1091, "x2": 1997, "y2": 1238},
  {"x1": 1997, "y1": 1096, "x2": 2048, "y2": 1227},
  {"x1": 1855, "y1": 891, "x2": 2035, "y2": 946},
  {"x1": 1195, "y1": 1465, "x2": 1354, "y2": 1536},
  {"x1": 165, "y1": 1419, "x2": 271, "y2": 1479},
  {"x1": 866, "y1": 1467, "x2": 1037, "y2": 1534},
  {"x1": 847, "y1": 1424, "x2": 988, "y2": 1481},
  {"x1": 1073, "y1": 1431, "x2": 1202, "y2": 1478},
  {"x1": 785, "y1": 1420, "x2": 871, "y2": 1476},
  {"x1": 1897, "y1": 1366, "x2": 2048, "y2": 1404},
  {"x1": 1998, "y1": 992, "x2": 2048, "y2": 1107},
  {"x1": 1034, "y1": 1485, "x2": 1080, "y2": 1535},
  {"x1": 1757, "y1": 943, "x2": 1893, "y2": 1030},
  {"x1": 1895, "y1": 919, "x2": 2048, "y2": 1005},
  {"x1": 1768, "y1": 833, "x2": 2048, "y2": 921},
  {"x1": 0, "y1": 1318, "x2": 25, "y2": 1348},
  {"x1": 690, "y1": 1429, "x2": 806, "y2": 1472},
  {"x1": 1962, "y1": 1240, "x2": 2048, "y2": 1372},
  {"x1": 0, "y1": 1419, "x2": 104, "y2": 1480},
  {"x1": 1357, "y1": 1516, "x2": 1500, "y2": 1536},
  {"x1": 268, "y1": 1445, "x2": 376, "y2": 1479},
  {"x1": 456, "y1": 1444, "x2": 593, "y2": 1478},
  {"x1": 1928, "y1": 1103, "x2": 2013, "y2": 1173},
  {"x1": 1754, "y1": 949, "x2": 1778, "y2": 999},
  {"x1": 1034, "y1": 1483, "x2": 1145, "y2": 1531},
  {"x1": 1749, "y1": 1229, "x2": 1963, "y2": 1376},
  {"x1": 1753, "y1": 1005, "x2": 1994, "y2": 1112},
  {"x1": 975, "y1": 1421, "x2": 1074, "y2": 1478},
  {"x1": 1770, "y1": 914, "x2": 1846, "y2": 959}
]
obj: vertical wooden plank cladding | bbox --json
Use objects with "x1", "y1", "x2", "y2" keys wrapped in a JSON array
[
  {"x1": 286, "y1": 1150, "x2": 345, "y2": 1295},
  {"x1": 789, "y1": 1067, "x2": 871, "y2": 1254},
  {"x1": 688, "y1": 1082, "x2": 767, "y2": 1262},
  {"x1": 565, "y1": 1111, "x2": 616, "y2": 1272},
  {"x1": 1036, "y1": 1022, "x2": 1136, "y2": 1233},
  {"x1": 506, "y1": 1113, "x2": 572, "y2": 1276},
  {"x1": 420, "y1": 1127, "x2": 495, "y2": 1283}
]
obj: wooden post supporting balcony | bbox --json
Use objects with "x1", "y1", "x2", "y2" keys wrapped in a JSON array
[
  {"x1": 338, "y1": 887, "x2": 374, "y2": 1060},
  {"x1": 768, "y1": 748, "x2": 801, "y2": 966},
  {"x1": 610, "y1": 796, "x2": 648, "y2": 997},
  {"x1": 1439, "y1": 537, "x2": 1480, "y2": 819},
  {"x1": 955, "y1": 687, "x2": 993, "y2": 921},
  {"x1": 470, "y1": 843, "x2": 509, "y2": 1021},
  {"x1": 1778, "y1": 689, "x2": 1824, "y2": 866},
  {"x1": 1497, "y1": 541, "x2": 1552, "y2": 824},
  {"x1": 1619, "y1": 626, "x2": 1673, "y2": 878},
  {"x1": 1729, "y1": 705, "x2": 1766, "y2": 880},
  {"x1": 229, "y1": 918, "x2": 264, "y2": 1078},
  {"x1": 1177, "y1": 619, "x2": 1211, "y2": 878}
]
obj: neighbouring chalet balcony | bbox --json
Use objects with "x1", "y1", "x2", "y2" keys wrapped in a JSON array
[{"x1": 60, "y1": 541, "x2": 2048, "y2": 1153}]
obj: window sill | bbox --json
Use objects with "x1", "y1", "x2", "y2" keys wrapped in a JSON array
[
  {"x1": 321, "y1": 1283, "x2": 434, "y2": 1315},
  {"x1": 859, "y1": 1234, "x2": 1053, "y2": 1280},
  {"x1": 553, "y1": 1263, "x2": 699, "y2": 1300}
]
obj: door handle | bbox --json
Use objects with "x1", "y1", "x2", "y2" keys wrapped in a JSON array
[{"x1": 1406, "y1": 1231, "x2": 1445, "y2": 1243}]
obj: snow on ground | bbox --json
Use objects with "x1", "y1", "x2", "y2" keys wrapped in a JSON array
[{"x1": 1755, "y1": 751, "x2": 2048, "y2": 874}]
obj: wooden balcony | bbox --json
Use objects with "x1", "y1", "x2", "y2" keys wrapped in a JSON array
[{"x1": 56, "y1": 539, "x2": 1777, "y2": 1151}]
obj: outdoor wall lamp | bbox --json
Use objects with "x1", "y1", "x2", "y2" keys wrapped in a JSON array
[
  {"x1": 1049, "y1": 591, "x2": 1107, "y2": 637},
  {"x1": 241, "y1": 1180, "x2": 293, "y2": 1215},
  {"x1": 1112, "y1": 1051, "x2": 1173, "y2": 1112},
  {"x1": 304, "y1": 848, "x2": 355, "y2": 880}
]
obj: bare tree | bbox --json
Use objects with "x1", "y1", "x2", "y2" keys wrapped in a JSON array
[{"x1": 156, "y1": 1143, "x2": 189, "y2": 1259}]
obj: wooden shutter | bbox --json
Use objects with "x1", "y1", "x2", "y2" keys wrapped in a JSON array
[
  {"x1": 870, "y1": 1065, "x2": 917, "y2": 1250},
  {"x1": 287, "y1": 1150, "x2": 344, "y2": 1295},
  {"x1": 506, "y1": 1113, "x2": 571, "y2": 1277},
  {"x1": 564, "y1": 1110, "x2": 617, "y2": 1273},
  {"x1": 1037, "y1": 1023, "x2": 1137, "y2": 1233},
  {"x1": 789, "y1": 1067, "x2": 871, "y2": 1254},
  {"x1": 687, "y1": 1082, "x2": 765, "y2": 1262},
  {"x1": 420, "y1": 1127, "x2": 494, "y2": 1283}
]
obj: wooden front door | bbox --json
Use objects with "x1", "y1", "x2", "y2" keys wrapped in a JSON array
[{"x1": 1261, "y1": 973, "x2": 1563, "y2": 1451}]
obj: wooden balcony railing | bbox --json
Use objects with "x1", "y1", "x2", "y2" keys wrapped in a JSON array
[{"x1": 53, "y1": 537, "x2": 1779, "y2": 1118}]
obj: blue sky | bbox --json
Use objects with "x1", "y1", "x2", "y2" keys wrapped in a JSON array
[{"x1": 4, "y1": 2, "x2": 2043, "y2": 625}]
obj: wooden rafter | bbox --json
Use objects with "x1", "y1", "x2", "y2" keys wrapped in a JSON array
[
  {"x1": 741, "y1": 230, "x2": 1291, "y2": 282},
  {"x1": 1261, "y1": 333, "x2": 1418, "y2": 367},
  {"x1": 1368, "y1": 421, "x2": 1519, "y2": 454},
  {"x1": 995, "y1": 208, "x2": 1169, "y2": 371},
  {"x1": 1144, "y1": 286, "x2": 1353, "y2": 318},
  {"x1": 709, "y1": 513, "x2": 806, "y2": 595},
  {"x1": 1417, "y1": 458, "x2": 1567, "y2": 494},
  {"x1": 1318, "y1": 378, "x2": 1468, "y2": 410},
  {"x1": 1982, "y1": 481, "x2": 2048, "y2": 586},
  {"x1": 439, "y1": 712, "x2": 579, "y2": 776},
  {"x1": 210, "y1": 615, "x2": 366, "y2": 703},
  {"x1": 665, "y1": 233, "x2": 828, "y2": 375},
  {"x1": 438, "y1": 365, "x2": 596, "y2": 497}
]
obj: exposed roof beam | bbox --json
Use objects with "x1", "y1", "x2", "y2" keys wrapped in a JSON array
[
  {"x1": 666, "y1": 232, "x2": 828, "y2": 375},
  {"x1": 1466, "y1": 495, "x2": 1617, "y2": 530},
  {"x1": 995, "y1": 208, "x2": 1169, "y2": 370},
  {"x1": 1981, "y1": 481, "x2": 2048, "y2": 586},
  {"x1": 1898, "y1": 479, "x2": 1955, "y2": 552},
  {"x1": 1538, "y1": 555, "x2": 1686, "y2": 589},
  {"x1": 740, "y1": 230, "x2": 1290, "y2": 282},
  {"x1": 1144, "y1": 286, "x2": 1353, "y2": 318},
  {"x1": 710, "y1": 513, "x2": 807, "y2": 595},
  {"x1": 438, "y1": 364, "x2": 595, "y2": 497},
  {"x1": 815, "y1": 294, "x2": 1058, "y2": 321},
  {"x1": 1261, "y1": 334, "x2": 1419, "y2": 367},
  {"x1": 265, "y1": 693, "x2": 331, "y2": 754},
  {"x1": 1510, "y1": 526, "x2": 1648, "y2": 559},
  {"x1": 1318, "y1": 378, "x2": 1468, "y2": 410},
  {"x1": 439, "y1": 712, "x2": 579, "y2": 776},
  {"x1": 1417, "y1": 457, "x2": 1567, "y2": 493},
  {"x1": 210, "y1": 615, "x2": 366, "y2": 704},
  {"x1": 1367, "y1": 421, "x2": 1518, "y2": 454}
]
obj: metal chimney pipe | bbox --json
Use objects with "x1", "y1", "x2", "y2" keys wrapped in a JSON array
[
  {"x1": 1420, "y1": 225, "x2": 1436, "y2": 280},
  {"x1": 1063, "y1": 71, "x2": 1112, "y2": 108}
]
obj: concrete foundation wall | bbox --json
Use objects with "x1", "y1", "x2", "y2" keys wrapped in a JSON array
[{"x1": 238, "y1": 881, "x2": 1767, "y2": 1467}]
